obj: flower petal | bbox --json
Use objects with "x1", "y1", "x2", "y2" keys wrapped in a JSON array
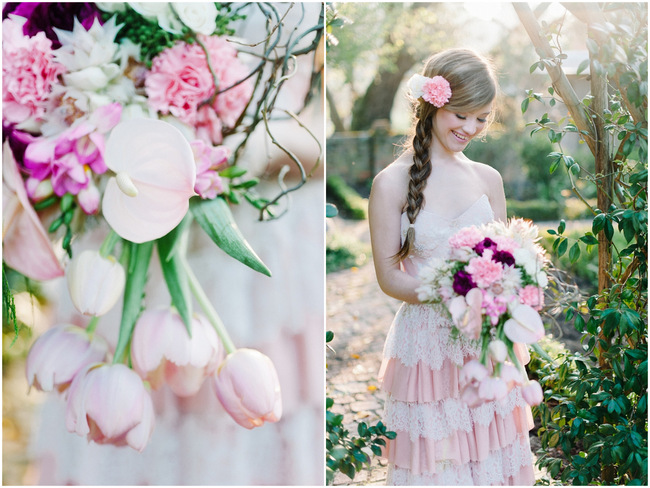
[{"x1": 503, "y1": 304, "x2": 544, "y2": 344}]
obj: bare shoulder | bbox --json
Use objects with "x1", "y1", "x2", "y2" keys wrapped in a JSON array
[
  {"x1": 463, "y1": 156, "x2": 503, "y2": 190},
  {"x1": 370, "y1": 152, "x2": 412, "y2": 208}
]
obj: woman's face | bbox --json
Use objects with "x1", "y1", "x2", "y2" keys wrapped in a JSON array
[{"x1": 432, "y1": 104, "x2": 492, "y2": 154}]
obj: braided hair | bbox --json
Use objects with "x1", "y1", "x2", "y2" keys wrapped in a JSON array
[{"x1": 394, "y1": 49, "x2": 498, "y2": 261}]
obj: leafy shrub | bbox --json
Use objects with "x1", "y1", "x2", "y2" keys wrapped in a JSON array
[
  {"x1": 326, "y1": 230, "x2": 370, "y2": 273},
  {"x1": 508, "y1": 199, "x2": 561, "y2": 221},
  {"x1": 326, "y1": 175, "x2": 368, "y2": 220}
]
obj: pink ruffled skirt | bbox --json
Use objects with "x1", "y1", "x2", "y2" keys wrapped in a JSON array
[{"x1": 379, "y1": 303, "x2": 535, "y2": 485}]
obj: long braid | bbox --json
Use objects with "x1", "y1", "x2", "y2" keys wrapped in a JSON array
[{"x1": 394, "y1": 115, "x2": 433, "y2": 261}]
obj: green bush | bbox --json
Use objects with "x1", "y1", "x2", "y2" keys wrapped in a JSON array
[
  {"x1": 326, "y1": 230, "x2": 370, "y2": 273},
  {"x1": 326, "y1": 175, "x2": 368, "y2": 220},
  {"x1": 507, "y1": 199, "x2": 561, "y2": 221}
]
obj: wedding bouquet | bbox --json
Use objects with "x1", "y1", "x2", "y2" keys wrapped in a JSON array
[
  {"x1": 3, "y1": 3, "x2": 322, "y2": 452},
  {"x1": 417, "y1": 218, "x2": 548, "y2": 408}
]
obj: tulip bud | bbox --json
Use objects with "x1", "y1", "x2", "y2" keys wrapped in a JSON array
[
  {"x1": 488, "y1": 339, "x2": 508, "y2": 363},
  {"x1": 67, "y1": 249, "x2": 125, "y2": 316},
  {"x1": 213, "y1": 348, "x2": 282, "y2": 429},
  {"x1": 131, "y1": 309, "x2": 223, "y2": 397},
  {"x1": 26, "y1": 325, "x2": 108, "y2": 393},
  {"x1": 521, "y1": 380, "x2": 544, "y2": 406},
  {"x1": 65, "y1": 363, "x2": 155, "y2": 452}
]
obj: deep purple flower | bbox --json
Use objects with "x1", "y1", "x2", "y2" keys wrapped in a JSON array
[
  {"x1": 2, "y1": 3, "x2": 102, "y2": 49},
  {"x1": 474, "y1": 237, "x2": 496, "y2": 256},
  {"x1": 453, "y1": 270, "x2": 477, "y2": 296},
  {"x1": 492, "y1": 250, "x2": 516, "y2": 267},
  {"x1": 3, "y1": 123, "x2": 36, "y2": 168}
]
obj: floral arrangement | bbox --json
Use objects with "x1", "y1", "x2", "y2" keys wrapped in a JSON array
[
  {"x1": 417, "y1": 218, "x2": 548, "y2": 408},
  {"x1": 3, "y1": 2, "x2": 322, "y2": 452},
  {"x1": 407, "y1": 73, "x2": 452, "y2": 108}
]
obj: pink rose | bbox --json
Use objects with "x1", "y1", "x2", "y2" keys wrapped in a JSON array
[
  {"x1": 519, "y1": 284, "x2": 544, "y2": 311},
  {"x1": 2, "y1": 15, "x2": 64, "y2": 125},
  {"x1": 465, "y1": 251, "x2": 504, "y2": 288},
  {"x1": 449, "y1": 226, "x2": 483, "y2": 249}
]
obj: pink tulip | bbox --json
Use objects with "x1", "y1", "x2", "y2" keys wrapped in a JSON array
[
  {"x1": 131, "y1": 309, "x2": 223, "y2": 397},
  {"x1": 521, "y1": 380, "x2": 544, "y2": 406},
  {"x1": 503, "y1": 303, "x2": 545, "y2": 344},
  {"x1": 213, "y1": 348, "x2": 282, "y2": 429},
  {"x1": 2, "y1": 142, "x2": 64, "y2": 280},
  {"x1": 459, "y1": 359, "x2": 489, "y2": 407},
  {"x1": 488, "y1": 339, "x2": 508, "y2": 363},
  {"x1": 25, "y1": 325, "x2": 108, "y2": 393},
  {"x1": 448, "y1": 287, "x2": 483, "y2": 340},
  {"x1": 499, "y1": 362, "x2": 524, "y2": 391},
  {"x1": 65, "y1": 363, "x2": 155, "y2": 452},
  {"x1": 67, "y1": 249, "x2": 125, "y2": 316},
  {"x1": 478, "y1": 376, "x2": 509, "y2": 402},
  {"x1": 102, "y1": 118, "x2": 196, "y2": 243}
]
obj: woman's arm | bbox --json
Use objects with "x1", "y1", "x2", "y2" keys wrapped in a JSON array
[
  {"x1": 482, "y1": 165, "x2": 507, "y2": 222},
  {"x1": 368, "y1": 166, "x2": 423, "y2": 304}
]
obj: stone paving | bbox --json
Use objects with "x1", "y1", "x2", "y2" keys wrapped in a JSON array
[{"x1": 325, "y1": 218, "x2": 546, "y2": 486}]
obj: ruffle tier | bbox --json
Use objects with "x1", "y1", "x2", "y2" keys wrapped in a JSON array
[{"x1": 379, "y1": 303, "x2": 535, "y2": 485}]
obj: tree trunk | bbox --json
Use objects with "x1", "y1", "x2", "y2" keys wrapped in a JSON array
[
  {"x1": 350, "y1": 44, "x2": 416, "y2": 131},
  {"x1": 326, "y1": 86, "x2": 346, "y2": 133}
]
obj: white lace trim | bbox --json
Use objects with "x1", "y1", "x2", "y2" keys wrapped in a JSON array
[
  {"x1": 384, "y1": 388, "x2": 527, "y2": 441},
  {"x1": 386, "y1": 433, "x2": 532, "y2": 485},
  {"x1": 382, "y1": 303, "x2": 481, "y2": 369}
]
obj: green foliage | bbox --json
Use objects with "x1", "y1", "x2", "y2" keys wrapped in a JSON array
[
  {"x1": 326, "y1": 231, "x2": 370, "y2": 273},
  {"x1": 522, "y1": 4, "x2": 648, "y2": 484},
  {"x1": 507, "y1": 199, "x2": 561, "y2": 221},
  {"x1": 326, "y1": 175, "x2": 368, "y2": 220},
  {"x1": 325, "y1": 331, "x2": 395, "y2": 484}
]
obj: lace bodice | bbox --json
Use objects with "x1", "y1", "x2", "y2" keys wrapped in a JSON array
[{"x1": 400, "y1": 194, "x2": 494, "y2": 277}]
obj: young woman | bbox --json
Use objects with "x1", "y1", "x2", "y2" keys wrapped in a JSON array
[{"x1": 369, "y1": 49, "x2": 536, "y2": 485}]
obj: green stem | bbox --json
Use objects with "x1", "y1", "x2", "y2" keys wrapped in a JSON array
[
  {"x1": 86, "y1": 316, "x2": 100, "y2": 335},
  {"x1": 99, "y1": 230, "x2": 120, "y2": 258},
  {"x1": 182, "y1": 257, "x2": 236, "y2": 354}
]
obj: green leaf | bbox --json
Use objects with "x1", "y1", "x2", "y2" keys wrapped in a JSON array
[
  {"x1": 326, "y1": 203, "x2": 339, "y2": 218},
  {"x1": 558, "y1": 219, "x2": 566, "y2": 234},
  {"x1": 330, "y1": 446, "x2": 348, "y2": 461},
  {"x1": 219, "y1": 166, "x2": 247, "y2": 178},
  {"x1": 114, "y1": 241, "x2": 154, "y2": 363},
  {"x1": 521, "y1": 97, "x2": 530, "y2": 114},
  {"x1": 191, "y1": 197, "x2": 271, "y2": 277},
  {"x1": 326, "y1": 330, "x2": 334, "y2": 342},
  {"x1": 157, "y1": 217, "x2": 193, "y2": 331},
  {"x1": 557, "y1": 237, "x2": 568, "y2": 257},
  {"x1": 569, "y1": 242, "x2": 581, "y2": 263},
  {"x1": 577, "y1": 59, "x2": 590, "y2": 75}
]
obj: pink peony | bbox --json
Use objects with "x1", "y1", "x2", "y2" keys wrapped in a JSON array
[
  {"x1": 519, "y1": 284, "x2": 544, "y2": 311},
  {"x1": 2, "y1": 15, "x2": 65, "y2": 125},
  {"x1": 191, "y1": 139, "x2": 230, "y2": 199},
  {"x1": 449, "y1": 226, "x2": 483, "y2": 249},
  {"x1": 145, "y1": 35, "x2": 252, "y2": 144},
  {"x1": 465, "y1": 251, "x2": 503, "y2": 288},
  {"x1": 421, "y1": 75, "x2": 452, "y2": 108}
]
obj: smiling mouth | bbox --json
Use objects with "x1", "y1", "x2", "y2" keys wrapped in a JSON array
[{"x1": 452, "y1": 130, "x2": 469, "y2": 142}]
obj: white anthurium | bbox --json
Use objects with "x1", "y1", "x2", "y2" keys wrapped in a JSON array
[
  {"x1": 102, "y1": 118, "x2": 196, "y2": 243},
  {"x1": 503, "y1": 302, "x2": 545, "y2": 344}
]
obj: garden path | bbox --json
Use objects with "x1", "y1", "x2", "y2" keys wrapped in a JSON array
[{"x1": 326, "y1": 217, "x2": 548, "y2": 486}]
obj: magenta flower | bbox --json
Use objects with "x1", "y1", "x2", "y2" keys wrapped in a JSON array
[
  {"x1": 2, "y1": 14, "x2": 65, "y2": 126},
  {"x1": 131, "y1": 309, "x2": 223, "y2": 397},
  {"x1": 2, "y1": 142, "x2": 64, "y2": 280},
  {"x1": 213, "y1": 348, "x2": 282, "y2": 429},
  {"x1": 503, "y1": 303, "x2": 545, "y2": 344},
  {"x1": 492, "y1": 249, "x2": 515, "y2": 267},
  {"x1": 474, "y1": 237, "x2": 497, "y2": 256},
  {"x1": 67, "y1": 249, "x2": 126, "y2": 316},
  {"x1": 26, "y1": 325, "x2": 108, "y2": 393},
  {"x1": 65, "y1": 363, "x2": 155, "y2": 452},
  {"x1": 465, "y1": 252, "x2": 503, "y2": 288},
  {"x1": 452, "y1": 270, "x2": 476, "y2": 296},
  {"x1": 422, "y1": 75, "x2": 452, "y2": 108},
  {"x1": 191, "y1": 139, "x2": 229, "y2": 199}
]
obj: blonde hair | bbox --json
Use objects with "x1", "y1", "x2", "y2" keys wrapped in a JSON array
[{"x1": 394, "y1": 49, "x2": 498, "y2": 262}]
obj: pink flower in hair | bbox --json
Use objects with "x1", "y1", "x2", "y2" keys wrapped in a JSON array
[{"x1": 422, "y1": 76, "x2": 452, "y2": 108}]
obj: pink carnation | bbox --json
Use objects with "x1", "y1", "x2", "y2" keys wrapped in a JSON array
[
  {"x1": 449, "y1": 226, "x2": 483, "y2": 249},
  {"x1": 465, "y1": 252, "x2": 503, "y2": 288},
  {"x1": 2, "y1": 15, "x2": 65, "y2": 125},
  {"x1": 492, "y1": 235, "x2": 520, "y2": 254},
  {"x1": 519, "y1": 285, "x2": 544, "y2": 311},
  {"x1": 191, "y1": 139, "x2": 230, "y2": 199},
  {"x1": 422, "y1": 76, "x2": 452, "y2": 108},
  {"x1": 145, "y1": 36, "x2": 252, "y2": 144}
]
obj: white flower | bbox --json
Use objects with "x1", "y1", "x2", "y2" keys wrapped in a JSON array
[
  {"x1": 129, "y1": 3, "x2": 183, "y2": 34},
  {"x1": 172, "y1": 3, "x2": 217, "y2": 35},
  {"x1": 488, "y1": 340, "x2": 508, "y2": 362},
  {"x1": 536, "y1": 271, "x2": 548, "y2": 288},
  {"x1": 513, "y1": 247, "x2": 539, "y2": 277},
  {"x1": 407, "y1": 74, "x2": 428, "y2": 99},
  {"x1": 501, "y1": 265, "x2": 523, "y2": 293}
]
